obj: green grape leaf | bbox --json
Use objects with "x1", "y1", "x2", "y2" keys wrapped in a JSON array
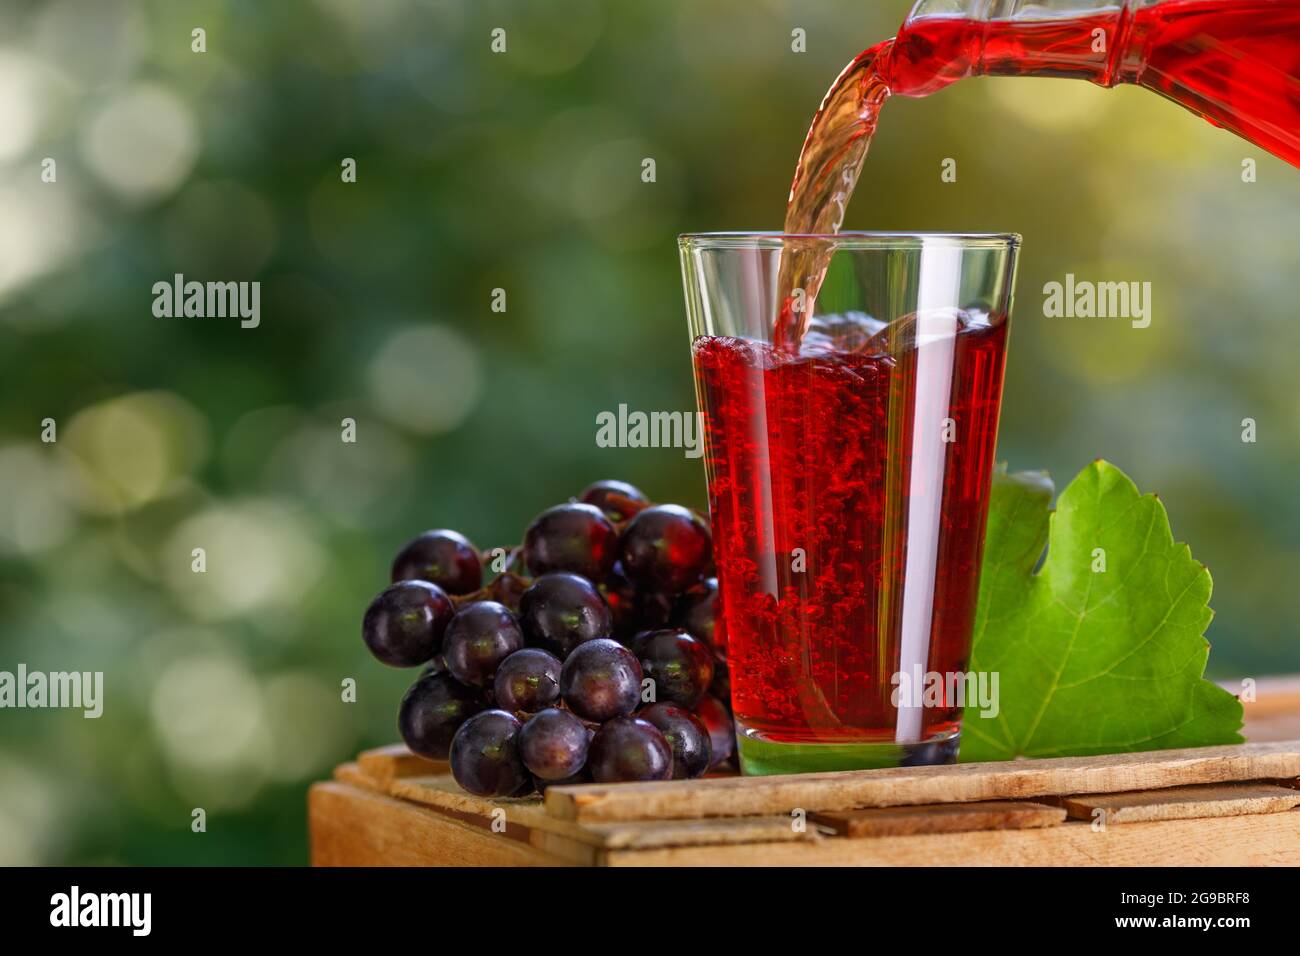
[{"x1": 960, "y1": 460, "x2": 1243, "y2": 762}]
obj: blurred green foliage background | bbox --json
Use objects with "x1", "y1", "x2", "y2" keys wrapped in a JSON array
[{"x1": 0, "y1": 0, "x2": 1297, "y2": 865}]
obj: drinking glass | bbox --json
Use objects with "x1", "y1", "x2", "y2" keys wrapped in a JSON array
[{"x1": 679, "y1": 232, "x2": 1020, "y2": 773}]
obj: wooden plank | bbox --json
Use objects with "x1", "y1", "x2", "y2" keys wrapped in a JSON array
[
  {"x1": 356, "y1": 744, "x2": 447, "y2": 782},
  {"x1": 527, "y1": 817, "x2": 820, "y2": 865},
  {"x1": 332, "y1": 761, "x2": 372, "y2": 789},
  {"x1": 544, "y1": 740, "x2": 1300, "y2": 822},
  {"x1": 601, "y1": 810, "x2": 1300, "y2": 866},
  {"x1": 389, "y1": 773, "x2": 542, "y2": 817},
  {"x1": 530, "y1": 830, "x2": 601, "y2": 866},
  {"x1": 584, "y1": 816, "x2": 820, "y2": 848},
  {"x1": 1058, "y1": 783, "x2": 1300, "y2": 825},
  {"x1": 386, "y1": 774, "x2": 590, "y2": 840},
  {"x1": 812, "y1": 801, "x2": 1065, "y2": 837},
  {"x1": 307, "y1": 782, "x2": 564, "y2": 867},
  {"x1": 386, "y1": 773, "x2": 821, "y2": 851}
]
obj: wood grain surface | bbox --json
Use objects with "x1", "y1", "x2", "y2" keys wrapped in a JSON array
[
  {"x1": 812, "y1": 801, "x2": 1066, "y2": 837},
  {"x1": 1057, "y1": 782, "x2": 1300, "y2": 824},
  {"x1": 544, "y1": 740, "x2": 1300, "y2": 822}
]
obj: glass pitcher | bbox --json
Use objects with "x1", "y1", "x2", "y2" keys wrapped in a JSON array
[{"x1": 889, "y1": 0, "x2": 1300, "y2": 167}]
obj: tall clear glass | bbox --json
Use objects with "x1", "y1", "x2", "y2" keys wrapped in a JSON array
[{"x1": 679, "y1": 233, "x2": 1020, "y2": 774}]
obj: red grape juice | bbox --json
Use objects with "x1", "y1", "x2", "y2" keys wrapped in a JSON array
[{"x1": 692, "y1": 311, "x2": 1008, "y2": 746}]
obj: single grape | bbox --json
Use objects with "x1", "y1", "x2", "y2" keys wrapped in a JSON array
[
  {"x1": 559, "y1": 638, "x2": 643, "y2": 721},
  {"x1": 674, "y1": 577, "x2": 722, "y2": 650},
  {"x1": 391, "y1": 529, "x2": 482, "y2": 595},
  {"x1": 449, "y1": 710, "x2": 533, "y2": 797},
  {"x1": 442, "y1": 601, "x2": 524, "y2": 687},
  {"x1": 619, "y1": 504, "x2": 712, "y2": 593},
  {"x1": 578, "y1": 479, "x2": 649, "y2": 523},
  {"x1": 362, "y1": 580, "x2": 455, "y2": 667},
  {"x1": 694, "y1": 694, "x2": 735, "y2": 769},
  {"x1": 588, "y1": 716, "x2": 673, "y2": 783},
  {"x1": 493, "y1": 647, "x2": 562, "y2": 714},
  {"x1": 518, "y1": 708, "x2": 591, "y2": 781},
  {"x1": 633, "y1": 628, "x2": 714, "y2": 708},
  {"x1": 398, "y1": 671, "x2": 486, "y2": 760},
  {"x1": 639, "y1": 702, "x2": 712, "y2": 780},
  {"x1": 519, "y1": 572, "x2": 612, "y2": 658},
  {"x1": 523, "y1": 502, "x2": 618, "y2": 580}
]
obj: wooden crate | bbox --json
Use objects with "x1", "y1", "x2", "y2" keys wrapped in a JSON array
[{"x1": 309, "y1": 677, "x2": 1300, "y2": 866}]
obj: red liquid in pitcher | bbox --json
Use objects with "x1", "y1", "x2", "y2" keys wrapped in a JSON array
[
  {"x1": 694, "y1": 315, "x2": 1008, "y2": 743},
  {"x1": 890, "y1": 0, "x2": 1300, "y2": 168}
]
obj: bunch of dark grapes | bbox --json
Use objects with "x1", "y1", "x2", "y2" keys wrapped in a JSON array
[{"x1": 361, "y1": 480, "x2": 733, "y2": 797}]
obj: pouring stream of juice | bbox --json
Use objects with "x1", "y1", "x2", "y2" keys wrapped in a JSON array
[{"x1": 777, "y1": 0, "x2": 1300, "y2": 349}]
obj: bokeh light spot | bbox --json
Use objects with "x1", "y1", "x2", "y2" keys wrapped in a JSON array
[
  {"x1": 0, "y1": 50, "x2": 56, "y2": 160},
  {"x1": 81, "y1": 83, "x2": 198, "y2": 203},
  {"x1": 0, "y1": 444, "x2": 76, "y2": 555},
  {"x1": 63, "y1": 392, "x2": 210, "y2": 515},
  {"x1": 366, "y1": 325, "x2": 482, "y2": 435},
  {"x1": 0, "y1": 753, "x2": 60, "y2": 866},
  {"x1": 0, "y1": 173, "x2": 87, "y2": 304},
  {"x1": 33, "y1": 0, "x2": 147, "y2": 90},
  {"x1": 163, "y1": 500, "x2": 325, "y2": 621},
  {"x1": 262, "y1": 672, "x2": 354, "y2": 782}
]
